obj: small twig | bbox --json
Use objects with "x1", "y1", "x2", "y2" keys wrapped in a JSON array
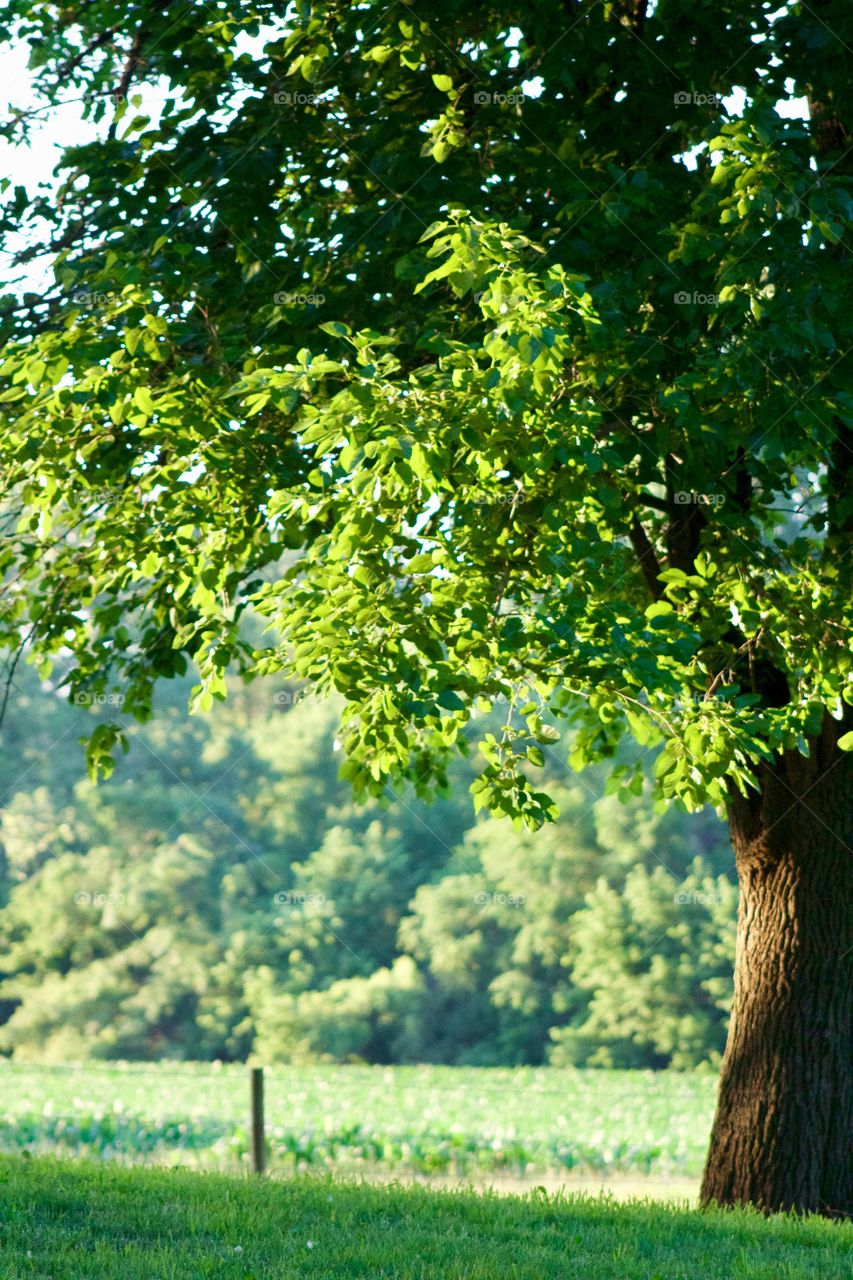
[
  {"x1": 55, "y1": 27, "x2": 120, "y2": 82},
  {"x1": 703, "y1": 629, "x2": 765, "y2": 701},
  {"x1": 0, "y1": 627, "x2": 35, "y2": 727}
]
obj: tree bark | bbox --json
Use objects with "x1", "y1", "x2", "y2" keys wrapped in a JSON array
[{"x1": 700, "y1": 718, "x2": 853, "y2": 1216}]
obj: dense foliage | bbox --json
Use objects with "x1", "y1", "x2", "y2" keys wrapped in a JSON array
[
  {"x1": 0, "y1": 667, "x2": 734, "y2": 1067},
  {"x1": 0, "y1": 1, "x2": 849, "y2": 808}
]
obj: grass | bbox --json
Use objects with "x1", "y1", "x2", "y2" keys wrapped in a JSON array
[
  {"x1": 0, "y1": 1156, "x2": 850, "y2": 1279},
  {"x1": 0, "y1": 1061, "x2": 717, "y2": 1179}
]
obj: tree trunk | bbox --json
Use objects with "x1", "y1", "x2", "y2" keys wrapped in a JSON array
[{"x1": 700, "y1": 720, "x2": 853, "y2": 1216}]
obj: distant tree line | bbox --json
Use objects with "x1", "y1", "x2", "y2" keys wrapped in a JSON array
[{"x1": 0, "y1": 667, "x2": 734, "y2": 1068}]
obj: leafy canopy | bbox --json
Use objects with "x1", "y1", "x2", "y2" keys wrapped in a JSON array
[{"x1": 0, "y1": 0, "x2": 851, "y2": 821}]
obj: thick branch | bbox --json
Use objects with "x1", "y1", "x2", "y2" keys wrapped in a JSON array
[
  {"x1": 628, "y1": 516, "x2": 663, "y2": 599},
  {"x1": 637, "y1": 491, "x2": 669, "y2": 514}
]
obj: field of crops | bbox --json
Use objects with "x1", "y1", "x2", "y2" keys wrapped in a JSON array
[{"x1": 0, "y1": 1062, "x2": 718, "y2": 1182}]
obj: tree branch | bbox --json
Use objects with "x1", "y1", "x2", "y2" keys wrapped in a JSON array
[
  {"x1": 628, "y1": 516, "x2": 663, "y2": 599},
  {"x1": 637, "y1": 491, "x2": 669, "y2": 514},
  {"x1": 55, "y1": 28, "x2": 120, "y2": 82},
  {"x1": 0, "y1": 627, "x2": 34, "y2": 727},
  {"x1": 107, "y1": 30, "x2": 146, "y2": 139}
]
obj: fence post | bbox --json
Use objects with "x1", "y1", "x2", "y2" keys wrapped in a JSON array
[{"x1": 250, "y1": 1066, "x2": 266, "y2": 1174}]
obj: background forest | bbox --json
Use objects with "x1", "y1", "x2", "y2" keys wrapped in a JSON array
[{"x1": 0, "y1": 665, "x2": 735, "y2": 1069}]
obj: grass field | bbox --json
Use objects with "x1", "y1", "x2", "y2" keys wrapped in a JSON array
[
  {"x1": 0, "y1": 1156, "x2": 850, "y2": 1280},
  {"x1": 0, "y1": 1061, "x2": 718, "y2": 1183}
]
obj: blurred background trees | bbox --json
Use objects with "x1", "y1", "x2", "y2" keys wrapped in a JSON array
[{"x1": 0, "y1": 664, "x2": 734, "y2": 1067}]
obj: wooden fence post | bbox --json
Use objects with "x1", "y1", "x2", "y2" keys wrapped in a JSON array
[{"x1": 250, "y1": 1066, "x2": 266, "y2": 1174}]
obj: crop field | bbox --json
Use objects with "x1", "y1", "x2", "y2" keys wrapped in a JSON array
[{"x1": 0, "y1": 1062, "x2": 717, "y2": 1183}]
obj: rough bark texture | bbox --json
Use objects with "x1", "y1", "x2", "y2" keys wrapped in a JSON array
[{"x1": 700, "y1": 717, "x2": 853, "y2": 1216}]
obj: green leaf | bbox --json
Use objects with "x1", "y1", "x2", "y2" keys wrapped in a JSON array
[
  {"x1": 407, "y1": 553, "x2": 435, "y2": 573},
  {"x1": 409, "y1": 443, "x2": 433, "y2": 481},
  {"x1": 363, "y1": 44, "x2": 394, "y2": 63},
  {"x1": 437, "y1": 689, "x2": 465, "y2": 711},
  {"x1": 133, "y1": 386, "x2": 155, "y2": 414}
]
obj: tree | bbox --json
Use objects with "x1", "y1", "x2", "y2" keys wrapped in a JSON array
[
  {"x1": 247, "y1": 957, "x2": 425, "y2": 1065},
  {"x1": 0, "y1": 664, "x2": 466, "y2": 1060},
  {"x1": 0, "y1": 0, "x2": 850, "y2": 1214},
  {"x1": 550, "y1": 861, "x2": 736, "y2": 1070}
]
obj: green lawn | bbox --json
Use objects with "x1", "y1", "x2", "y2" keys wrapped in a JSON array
[{"x1": 0, "y1": 1156, "x2": 849, "y2": 1280}]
